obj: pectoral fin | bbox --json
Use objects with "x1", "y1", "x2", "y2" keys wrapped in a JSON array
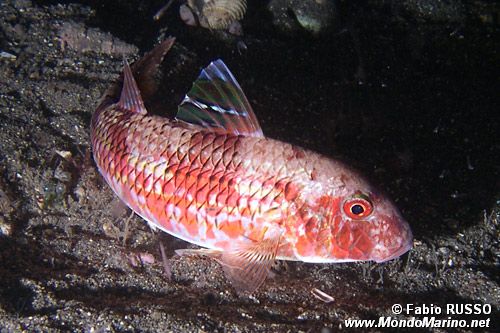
[
  {"x1": 218, "y1": 236, "x2": 281, "y2": 293},
  {"x1": 176, "y1": 235, "x2": 281, "y2": 293}
]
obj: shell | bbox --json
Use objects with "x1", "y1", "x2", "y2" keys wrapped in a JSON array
[{"x1": 187, "y1": 0, "x2": 247, "y2": 30}]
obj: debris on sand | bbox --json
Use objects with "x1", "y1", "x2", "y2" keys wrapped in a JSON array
[{"x1": 59, "y1": 21, "x2": 138, "y2": 56}]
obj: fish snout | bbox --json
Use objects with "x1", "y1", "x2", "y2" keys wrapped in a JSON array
[{"x1": 371, "y1": 216, "x2": 413, "y2": 263}]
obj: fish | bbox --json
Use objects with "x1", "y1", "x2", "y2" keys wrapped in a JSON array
[{"x1": 90, "y1": 37, "x2": 413, "y2": 293}]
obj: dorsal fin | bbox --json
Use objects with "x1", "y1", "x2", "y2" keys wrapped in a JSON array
[
  {"x1": 118, "y1": 61, "x2": 147, "y2": 114},
  {"x1": 177, "y1": 59, "x2": 264, "y2": 137}
]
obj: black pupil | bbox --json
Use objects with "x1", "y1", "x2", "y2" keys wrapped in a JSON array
[{"x1": 351, "y1": 204, "x2": 364, "y2": 215}]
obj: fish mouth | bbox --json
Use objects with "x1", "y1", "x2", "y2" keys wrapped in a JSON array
[
  {"x1": 375, "y1": 241, "x2": 413, "y2": 263},
  {"x1": 373, "y1": 214, "x2": 414, "y2": 263}
]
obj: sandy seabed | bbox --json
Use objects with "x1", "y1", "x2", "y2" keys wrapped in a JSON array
[{"x1": 0, "y1": 0, "x2": 498, "y2": 331}]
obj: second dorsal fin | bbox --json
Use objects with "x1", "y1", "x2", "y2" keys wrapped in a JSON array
[{"x1": 177, "y1": 60, "x2": 264, "y2": 137}]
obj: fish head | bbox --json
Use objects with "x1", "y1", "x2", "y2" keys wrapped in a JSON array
[
  {"x1": 330, "y1": 188, "x2": 413, "y2": 263},
  {"x1": 293, "y1": 166, "x2": 413, "y2": 264}
]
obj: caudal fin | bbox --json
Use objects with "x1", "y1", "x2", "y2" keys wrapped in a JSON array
[{"x1": 96, "y1": 37, "x2": 176, "y2": 111}]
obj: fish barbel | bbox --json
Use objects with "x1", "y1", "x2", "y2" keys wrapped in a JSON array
[{"x1": 91, "y1": 38, "x2": 413, "y2": 292}]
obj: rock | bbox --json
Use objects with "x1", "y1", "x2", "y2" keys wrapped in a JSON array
[
  {"x1": 179, "y1": 0, "x2": 247, "y2": 36},
  {"x1": 59, "y1": 21, "x2": 138, "y2": 55},
  {"x1": 392, "y1": 0, "x2": 466, "y2": 23},
  {"x1": 267, "y1": 0, "x2": 338, "y2": 35}
]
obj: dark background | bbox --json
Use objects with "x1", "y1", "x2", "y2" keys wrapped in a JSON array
[{"x1": 0, "y1": 0, "x2": 498, "y2": 331}]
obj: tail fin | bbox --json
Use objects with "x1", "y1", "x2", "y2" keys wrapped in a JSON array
[{"x1": 96, "y1": 37, "x2": 176, "y2": 111}]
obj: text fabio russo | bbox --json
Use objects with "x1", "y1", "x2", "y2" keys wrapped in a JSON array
[{"x1": 405, "y1": 303, "x2": 491, "y2": 315}]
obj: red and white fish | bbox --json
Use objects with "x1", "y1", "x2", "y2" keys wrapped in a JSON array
[{"x1": 91, "y1": 38, "x2": 413, "y2": 293}]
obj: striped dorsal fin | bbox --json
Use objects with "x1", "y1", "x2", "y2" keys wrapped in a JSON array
[{"x1": 177, "y1": 60, "x2": 264, "y2": 137}]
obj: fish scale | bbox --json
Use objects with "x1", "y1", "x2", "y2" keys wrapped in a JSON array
[
  {"x1": 93, "y1": 108, "x2": 295, "y2": 245},
  {"x1": 91, "y1": 38, "x2": 413, "y2": 292}
]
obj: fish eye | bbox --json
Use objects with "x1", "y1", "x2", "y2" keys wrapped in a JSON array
[
  {"x1": 351, "y1": 204, "x2": 364, "y2": 215},
  {"x1": 343, "y1": 195, "x2": 373, "y2": 219}
]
